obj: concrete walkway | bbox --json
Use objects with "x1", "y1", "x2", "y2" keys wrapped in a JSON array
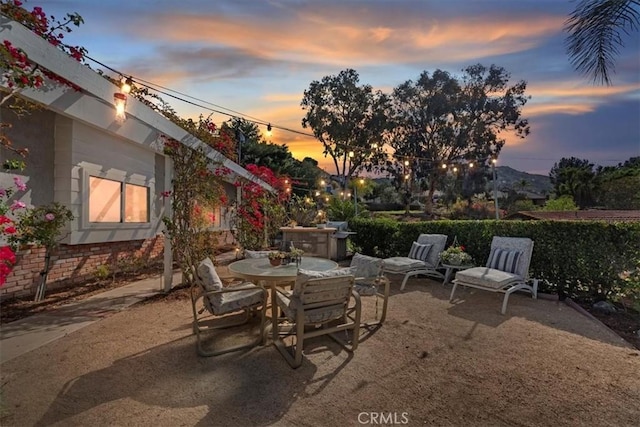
[
  {"x1": 0, "y1": 270, "x2": 184, "y2": 365},
  {"x1": 0, "y1": 251, "x2": 240, "y2": 365}
]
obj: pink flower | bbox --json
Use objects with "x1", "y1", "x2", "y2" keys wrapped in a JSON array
[
  {"x1": 9, "y1": 200, "x2": 26, "y2": 211},
  {"x1": 13, "y1": 176, "x2": 27, "y2": 191},
  {"x1": 3, "y1": 226, "x2": 16, "y2": 234},
  {"x1": 160, "y1": 191, "x2": 172, "y2": 199},
  {"x1": 44, "y1": 213, "x2": 55, "y2": 221}
]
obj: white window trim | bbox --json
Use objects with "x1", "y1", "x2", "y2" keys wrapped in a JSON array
[{"x1": 81, "y1": 168, "x2": 154, "y2": 231}]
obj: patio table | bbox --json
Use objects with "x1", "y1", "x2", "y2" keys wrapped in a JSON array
[{"x1": 228, "y1": 256, "x2": 338, "y2": 340}]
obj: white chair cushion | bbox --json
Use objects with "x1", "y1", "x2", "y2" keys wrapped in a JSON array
[
  {"x1": 294, "y1": 267, "x2": 356, "y2": 296},
  {"x1": 350, "y1": 253, "x2": 382, "y2": 279},
  {"x1": 276, "y1": 292, "x2": 346, "y2": 323},
  {"x1": 205, "y1": 282, "x2": 264, "y2": 315},
  {"x1": 197, "y1": 257, "x2": 223, "y2": 292},
  {"x1": 408, "y1": 242, "x2": 433, "y2": 262},
  {"x1": 383, "y1": 256, "x2": 431, "y2": 273},
  {"x1": 354, "y1": 283, "x2": 377, "y2": 296},
  {"x1": 454, "y1": 267, "x2": 522, "y2": 289}
]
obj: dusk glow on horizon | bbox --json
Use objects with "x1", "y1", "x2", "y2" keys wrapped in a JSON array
[{"x1": 45, "y1": 0, "x2": 639, "y2": 176}]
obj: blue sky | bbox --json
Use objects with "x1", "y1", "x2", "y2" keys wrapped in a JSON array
[{"x1": 43, "y1": 0, "x2": 640, "y2": 175}]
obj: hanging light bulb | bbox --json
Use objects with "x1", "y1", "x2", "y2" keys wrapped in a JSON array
[
  {"x1": 348, "y1": 151, "x2": 354, "y2": 158},
  {"x1": 453, "y1": 166, "x2": 458, "y2": 173},
  {"x1": 113, "y1": 92, "x2": 127, "y2": 123},
  {"x1": 469, "y1": 162, "x2": 474, "y2": 168},
  {"x1": 441, "y1": 164, "x2": 447, "y2": 169},
  {"x1": 404, "y1": 160, "x2": 409, "y2": 166},
  {"x1": 121, "y1": 77, "x2": 133, "y2": 94}
]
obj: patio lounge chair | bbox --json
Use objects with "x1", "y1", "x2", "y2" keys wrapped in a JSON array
[
  {"x1": 449, "y1": 236, "x2": 538, "y2": 315},
  {"x1": 348, "y1": 252, "x2": 390, "y2": 326},
  {"x1": 191, "y1": 257, "x2": 267, "y2": 357},
  {"x1": 274, "y1": 269, "x2": 361, "y2": 368},
  {"x1": 384, "y1": 234, "x2": 447, "y2": 290}
]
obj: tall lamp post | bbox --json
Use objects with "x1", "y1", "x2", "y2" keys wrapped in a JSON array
[
  {"x1": 491, "y1": 158, "x2": 499, "y2": 220},
  {"x1": 354, "y1": 178, "x2": 364, "y2": 217}
]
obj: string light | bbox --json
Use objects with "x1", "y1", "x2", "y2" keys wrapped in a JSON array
[
  {"x1": 113, "y1": 92, "x2": 127, "y2": 123},
  {"x1": 120, "y1": 76, "x2": 132, "y2": 94}
]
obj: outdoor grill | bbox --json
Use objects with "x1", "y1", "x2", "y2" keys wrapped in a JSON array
[{"x1": 327, "y1": 221, "x2": 354, "y2": 261}]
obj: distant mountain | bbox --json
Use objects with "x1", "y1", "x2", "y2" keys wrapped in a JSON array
[
  {"x1": 494, "y1": 166, "x2": 552, "y2": 195},
  {"x1": 369, "y1": 165, "x2": 552, "y2": 195}
]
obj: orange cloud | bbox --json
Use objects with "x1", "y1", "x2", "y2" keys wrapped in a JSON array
[
  {"x1": 137, "y1": 10, "x2": 565, "y2": 66},
  {"x1": 524, "y1": 103, "x2": 596, "y2": 116},
  {"x1": 528, "y1": 81, "x2": 640, "y2": 98}
]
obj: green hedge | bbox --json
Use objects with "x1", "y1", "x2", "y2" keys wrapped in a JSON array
[{"x1": 350, "y1": 218, "x2": 640, "y2": 301}]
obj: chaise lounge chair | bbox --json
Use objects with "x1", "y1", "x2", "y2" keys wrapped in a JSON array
[
  {"x1": 449, "y1": 236, "x2": 538, "y2": 314},
  {"x1": 384, "y1": 234, "x2": 447, "y2": 290}
]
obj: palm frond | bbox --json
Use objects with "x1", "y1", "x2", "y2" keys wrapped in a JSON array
[{"x1": 565, "y1": 0, "x2": 640, "y2": 85}]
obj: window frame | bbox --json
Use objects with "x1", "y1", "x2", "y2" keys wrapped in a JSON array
[{"x1": 82, "y1": 169, "x2": 153, "y2": 230}]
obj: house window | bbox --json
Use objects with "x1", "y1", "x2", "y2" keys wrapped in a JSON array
[
  {"x1": 125, "y1": 183, "x2": 149, "y2": 223},
  {"x1": 89, "y1": 176, "x2": 121, "y2": 222},
  {"x1": 89, "y1": 176, "x2": 149, "y2": 223}
]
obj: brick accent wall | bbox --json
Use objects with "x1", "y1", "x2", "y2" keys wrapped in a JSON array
[{"x1": 0, "y1": 235, "x2": 165, "y2": 300}]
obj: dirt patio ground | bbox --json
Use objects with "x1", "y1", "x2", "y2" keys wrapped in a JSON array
[{"x1": 1, "y1": 276, "x2": 639, "y2": 427}]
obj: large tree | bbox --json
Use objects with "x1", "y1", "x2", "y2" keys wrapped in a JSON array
[
  {"x1": 565, "y1": 0, "x2": 640, "y2": 85},
  {"x1": 595, "y1": 156, "x2": 640, "y2": 208},
  {"x1": 549, "y1": 157, "x2": 598, "y2": 208},
  {"x1": 301, "y1": 69, "x2": 390, "y2": 189},
  {"x1": 229, "y1": 118, "x2": 321, "y2": 195},
  {"x1": 388, "y1": 64, "x2": 530, "y2": 214}
]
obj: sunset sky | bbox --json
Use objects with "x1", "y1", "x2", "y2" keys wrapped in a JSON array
[{"x1": 45, "y1": 0, "x2": 639, "y2": 175}]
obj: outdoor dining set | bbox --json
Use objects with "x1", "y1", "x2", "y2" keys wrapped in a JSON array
[{"x1": 190, "y1": 234, "x2": 538, "y2": 368}]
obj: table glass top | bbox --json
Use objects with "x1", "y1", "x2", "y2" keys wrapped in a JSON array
[{"x1": 228, "y1": 256, "x2": 338, "y2": 278}]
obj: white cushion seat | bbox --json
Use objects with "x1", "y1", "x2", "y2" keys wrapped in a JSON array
[
  {"x1": 354, "y1": 282, "x2": 377, "y2": 296},
  {"x1": 454, "y1": 267, "x2": 522, "y2": 290},
  {"x1": 276, "y1": 292, "x2": 346, "y2": 323},
  {"x1": 213, "y1": 282, "x2": 266, "y2": 315},
  {"x1": 383, "y1": 256, "x2": 431, "y2": 272},
  {"x1": 449, "y1": 237, "x2": 538, "y2": 315}
]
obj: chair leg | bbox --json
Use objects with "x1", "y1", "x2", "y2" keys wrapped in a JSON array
[
  {"x1": 294, "y1": 320, "x2": 305, "y2": 368},
  {"x1": 501, "y1": 292, "x2": 511, "y2": 315},
  {"x1": 449, "y1": 282, "x2": 458, "y2": 302},
  {"x1": 400, "y1": 271, "x2": 419, "y2": 290}
]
